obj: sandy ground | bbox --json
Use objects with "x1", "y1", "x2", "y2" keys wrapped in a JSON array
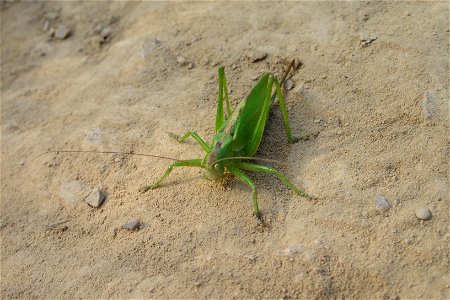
[{"x1": 1, "y1": 1, "x2": 448, "y2": 299}]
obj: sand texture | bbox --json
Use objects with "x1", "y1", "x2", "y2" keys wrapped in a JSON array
[{"x1": 1, "y1": 2, "x2": 448, "y2": 298}]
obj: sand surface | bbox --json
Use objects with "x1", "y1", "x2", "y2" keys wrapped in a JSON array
[{"x1": 1, "y1": 1, "x2": 448, "y2": 298}]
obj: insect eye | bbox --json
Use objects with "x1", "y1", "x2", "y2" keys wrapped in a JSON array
[{"x1": 214, "y1": 164, "x2": 220, "y2": 170}]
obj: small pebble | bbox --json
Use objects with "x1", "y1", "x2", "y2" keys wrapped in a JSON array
[
  {"x1": 231, "y1": 63, "x2": 237, "y2": 70},
  {"x1": 359, "y1": 33, "x2": 378, "y2": 46},
  {"x1": 251, "y1": 75, "x2": 259, "y2": 81},
  {"x1": 313, "y1": 119, "x2": 322, "y2": 124},
  {"x1": 187, "y1": 62, "x2": 195, "y2": 69},
  {"x1": 422, "y1": 91, "x2": 436, "y2": 120},
  {"x1": 250, "y1": 51, "x2": 267, "y2": 62},
  {"x1": 244, "y1": 254, "x2": 256, "y2": 261},
  {"x1": 176, "y1": 55, "x2": 187, "y2": 66},
  {"x1": 284, "y1": 79, "x2": 295, "y2": 91},
  {"x1": 54, "y1": 24, "x2": 71, "y2": 39},
  {"x1": 415, "y1": 208, "x2": 432, "y2": 221},
  {"x1": 85, "y1": 188, "x2": 105, "y2": 208},
  {"x1": 375, "y1": 195, "x2": 390, "y2": 211},
  {"x1": 100, "y1": 27, "x2": 113, "y2": 42},
  {"x1": 20, "y1": 161, "x2": 25, "y2": 166},
  {"x1": 121, "y1": 219, "x2": 141, "y2": 230}
]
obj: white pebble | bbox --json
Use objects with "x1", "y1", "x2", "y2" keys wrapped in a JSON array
[
  {"x1": 244, "y1": 254, "x2": 256, "y2": 261},
  {"x1": 415, "y1": 208, "x2": 432, "y2": 221},
  {"x1": 176, "y1": 55, "x2": 187, "y2": 66}
]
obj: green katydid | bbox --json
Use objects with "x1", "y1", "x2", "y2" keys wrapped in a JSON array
[
  {"x1": 142, "y1": 59, "x2": 311, "y2": 218},
  {"x1": 34, "y1": 59, "x2": 311, "y2": 219}
]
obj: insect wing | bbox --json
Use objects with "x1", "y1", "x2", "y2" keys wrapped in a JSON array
[{"x1": 227, "y1": 73, "x2": 271, "y2": 155}]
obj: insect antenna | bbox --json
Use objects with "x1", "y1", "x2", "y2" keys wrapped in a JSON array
[{"x1": 31, "y1": 150, "x2": 181, "y2": 163}]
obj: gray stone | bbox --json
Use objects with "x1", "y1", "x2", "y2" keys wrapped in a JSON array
[
  {"x1": 360, "y1": 33, "x2": 378, "y2": 47},
  {"x1": 100, "y1": 27, "x2": 113, "y2": 42},
  {"x1": 54, "y1": 24, "x2": 71, "y2": 39},
  {"x1": 415, "y1": 208, "x2": 432, "y2": 221},
  {"x1": 284, "y1": 79, "x2": 295, "y2": 91},
  {"x1": 375, "y1": 195, "x2": 391, "y2": 211},
  {"x1": 250, "y1": 51, "x2": 267, "y2": 62},
  {"x1": 422, "y1": 91, "x2": 437, "y2": 120},
  {"x1": 85, "y1": 188, "x2": 105, "y2": 208},
  {"x1": 122, "y1": 219, "x2": 141, "y2": 230}
]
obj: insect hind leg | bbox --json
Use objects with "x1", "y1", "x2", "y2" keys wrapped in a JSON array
[
  {"x1": 273, "y1": 78, "x2": 300, "y2": 144},
  {"x1": 237, "y1": 161, "x2": 312, "y2": 199},
  {"x1": 215, "y1": 67, "x2": 231, "y2": 132}
]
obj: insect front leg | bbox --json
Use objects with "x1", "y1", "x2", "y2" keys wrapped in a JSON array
[
  {"x1": 141, "y1": 158, "x2": 203, "y2": 192},
  {"x1": 273, "y1": 78, "x2": 300, "y2": 144},
  {"x1": 227, "y1": 164, "x2": 261, "y2": 219},
  {"x1": 237, "y1": 161, "x2": 312, "y2": 199},
  {"x1": 168, "y1": 131, "x2": 209, "y2": 152}
]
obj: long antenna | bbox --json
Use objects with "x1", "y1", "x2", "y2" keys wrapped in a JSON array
[{"x1": 31, "y1": 150, "x2": 180, "y2": 163}]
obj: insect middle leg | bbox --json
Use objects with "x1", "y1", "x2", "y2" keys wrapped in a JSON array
[
  {"x1": 141, "y1": 158, "x2": 203, "y2": 192},
  {"x1": 237, "y1": 161, "x2": 311, "y2": 199}
]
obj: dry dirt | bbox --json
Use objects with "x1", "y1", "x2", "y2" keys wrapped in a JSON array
[{"x1": 1, "y1": 1, "x2": 449, "y2": 299}]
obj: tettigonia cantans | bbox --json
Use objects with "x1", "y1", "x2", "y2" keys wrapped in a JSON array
[
  {"x1": 142, "y1": 59, "x2": 312, "y2": 218},
  {"x1": 34, "y1": 60, "x2": 311, "y2": 219}
]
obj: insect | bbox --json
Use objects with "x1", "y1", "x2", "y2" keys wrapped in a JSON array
[{"x1": 141, "y1": 59, "x2": 311, "y2": 218}]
